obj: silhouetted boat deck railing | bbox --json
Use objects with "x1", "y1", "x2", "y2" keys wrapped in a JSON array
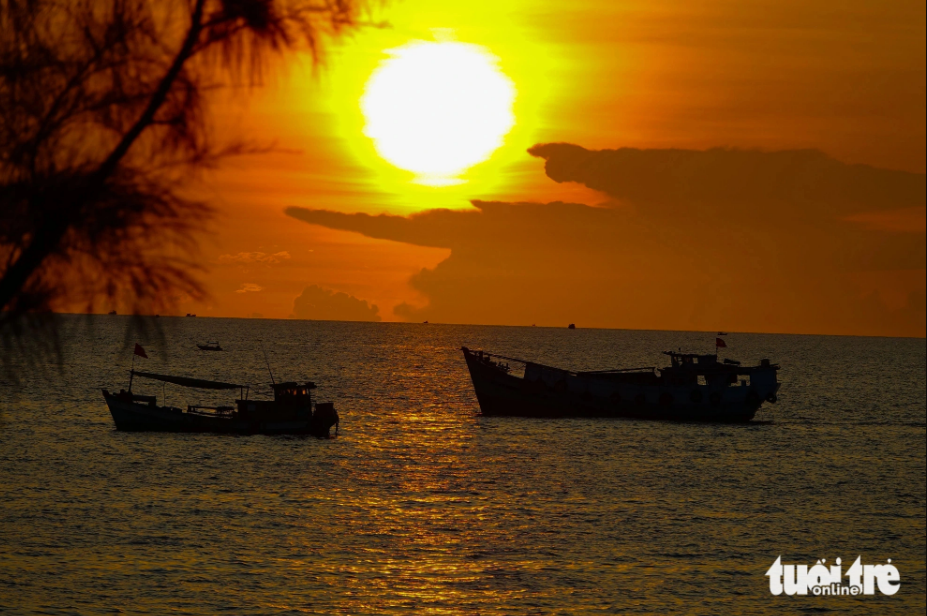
[
  {"x1": 474, "y1": 350, "x2": 655, "y2": 375},
  {"x1": 187, "y1": 405, "x2": 235, "y2": 416},
  {"x1": 577, "y1": 367, "x2": 658, "y2": 375}
]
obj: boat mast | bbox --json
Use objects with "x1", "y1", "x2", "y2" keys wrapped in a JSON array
[
  {"x1": 128, "y1": 353, "x2": 136, "y2": 392},
  {"x1": 260, "y1": 341, "x2": 276, "y2": 386}
]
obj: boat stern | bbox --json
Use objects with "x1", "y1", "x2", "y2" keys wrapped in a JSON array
[{"x1": 310, "y1": 402, "x2": 339, "y2": 438}]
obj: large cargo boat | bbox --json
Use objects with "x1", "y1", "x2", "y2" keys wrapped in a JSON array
[
  {"x1": 103, "y1": 371, "x2": 339, "y2": 437},
  {"x1": 462, "y1": 346, "x2": 780, "y2": 422}
]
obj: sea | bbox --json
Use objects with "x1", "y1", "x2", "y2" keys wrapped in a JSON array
[{"x1": 1, "y1": 316, "x2": 924, "y2": 615}]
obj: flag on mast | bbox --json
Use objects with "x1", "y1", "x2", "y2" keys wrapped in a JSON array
[
  {"x1": 134, "y1": 343, "x2": 148, "y2": 359},
  {"x1": 716, "y1": 338, "x2": 727, "y2": 348}
]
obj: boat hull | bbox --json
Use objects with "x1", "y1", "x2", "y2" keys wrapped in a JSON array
[
  {"x1": 103, "y1": 391, "x2": 336, "y2": 437},
  {"x1": 462, "y1": 349, "x2": 778, "y2": 423}
]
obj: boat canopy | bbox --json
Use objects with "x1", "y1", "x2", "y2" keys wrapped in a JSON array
[{"x1": 131, "y1": 370, "x2": 245, "y2": 390}]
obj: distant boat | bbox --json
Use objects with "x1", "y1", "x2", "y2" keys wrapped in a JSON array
[
  {"x1": 718, "y1": 331, "x2": 729, "y2": 336},
  {"x1": 107, "y1": 310, "x2": 117, "y2": 315},
  {"x1": 196, "y1": 341, "x2": 223, "y2": 352},
  {"x1": 461, "y1": 347, "x2": 780, "y2": 422},
  {"x1": 103, "y1": 372, "x2": 339, "y2": 437},
  {"x1": 568, "y1": 323, "x2": 576, "y2": 329},
  {"x1": 186, "y1": 313, "x2": 196, "y2": 317}
]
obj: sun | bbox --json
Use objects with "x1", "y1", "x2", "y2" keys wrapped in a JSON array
[{"x1": 361, "y1": 40, "x2": 516, "y2": 185}]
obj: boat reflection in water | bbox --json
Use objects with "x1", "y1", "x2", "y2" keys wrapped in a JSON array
[
  {"x1": 103, "y1": 371, "x2": 339, "y2": 437},
  {"x1": 462, "y1": 346, "x2": 780, "y2": 422}
]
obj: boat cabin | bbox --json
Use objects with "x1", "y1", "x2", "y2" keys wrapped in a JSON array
[
  {"x1": 272, "y1": 381, "x2": 316, "y2": 405},
  {"x1": 664, "y1": 351, "x2": 719, "y2": 369},
  {"x1": 660, "y1": 351, "x2": 778, "y2": 388}
]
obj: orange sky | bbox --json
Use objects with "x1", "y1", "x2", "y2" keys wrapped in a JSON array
[{"x1": 165, "y1": 0, "x2": 924, "y2": 337}]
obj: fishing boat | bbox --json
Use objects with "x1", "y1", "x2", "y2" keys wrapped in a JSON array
[
  {"x1": 461, "y1": 346, "x2": 780, "y2": 422},
  {"x1": 102, "y1": 371, "x2": 339, "y2": 436},
  {"x1": 197, "y1": 341, "x2": 223, "y2": 351}
]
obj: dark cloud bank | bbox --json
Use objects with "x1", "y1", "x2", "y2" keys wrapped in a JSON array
[
  {"x1": 528, "y1": 143, "x2": 925, "y2": 217},
  {"x1": 287, "y1": 144, "x2": 925, "y2": 337},
  {"x1": 291, "y1": 285, "x2": 380, "y2": 322}
]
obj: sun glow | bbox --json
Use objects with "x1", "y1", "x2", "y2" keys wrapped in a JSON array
[{"x1": 361, "y1": 40, "x2": 516, "y2": 185}]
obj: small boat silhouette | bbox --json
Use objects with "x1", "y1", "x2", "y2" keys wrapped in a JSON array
[
  {"x1": 103, "y1": 372, "x2": 338, "y2": 437},
  {"x1": 196, "y1": 341, "x2": 223, "y2": 352}
]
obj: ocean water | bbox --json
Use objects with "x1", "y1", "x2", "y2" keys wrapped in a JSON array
[{"x1": 0, "y1": 316, "x2": 924, "y2": 615}]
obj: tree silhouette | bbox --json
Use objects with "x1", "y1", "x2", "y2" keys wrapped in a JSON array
[{"x1": 0, "y1": 0, "x2": 363, "y2": 364}]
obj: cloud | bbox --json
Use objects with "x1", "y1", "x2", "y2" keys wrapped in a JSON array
[
  {"x1": 526, "y1": 143, "x2": 926, "y2": 274},
  {"x1": 291, "y1": 285, "x2": 381, "y2": 322},
  {"x1": 527, "y1": 143, "x2": 925, "y2": 219},
  {"x1": 843, "y1": 207, "x2": 926, "y2": 233},
  {"x1": 216, "y1": 251, "x2": 291, "y2": 265},
  {"x1": 285, "y1": 145, "x2": 925, "y2": 337},
  {"x1": 235, "y1": 283, "x2": 263, "y2": 294}
]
